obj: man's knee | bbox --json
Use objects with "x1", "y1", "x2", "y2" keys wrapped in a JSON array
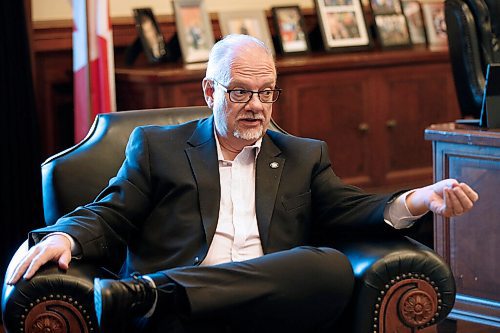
[{"x1": 290, "y1": 246, "x2": 354, "y2": 300}]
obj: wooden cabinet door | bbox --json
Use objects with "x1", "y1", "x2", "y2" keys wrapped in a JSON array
[
  {"x1": 277, "y1": 69, "x2": 375, "y2": 188},
  {"x1": 380, "y1": 63, "x2": 460, "y2": 187}
]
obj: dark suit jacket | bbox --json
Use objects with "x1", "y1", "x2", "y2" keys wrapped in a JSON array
[{"x1": 33, "y1": 116, "x2": 394, "y2": 275}]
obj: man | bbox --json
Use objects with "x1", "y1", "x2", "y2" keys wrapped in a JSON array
[{"x1": 8, "y1": 34, "x2": 478, "y2": 332}]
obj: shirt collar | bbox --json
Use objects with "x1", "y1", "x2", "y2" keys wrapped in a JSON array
[{"x1": 213, "y1": 127, "x2": 262, "y2": 162}]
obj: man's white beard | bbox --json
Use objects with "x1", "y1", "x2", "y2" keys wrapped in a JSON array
[{"x1": 233, "y1": 124, "x2": 264, "y2": 141}]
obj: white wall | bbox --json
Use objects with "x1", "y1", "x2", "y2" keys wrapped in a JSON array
[{"x1": 32, "y1": 0, "x2": 315, "y2": 21}]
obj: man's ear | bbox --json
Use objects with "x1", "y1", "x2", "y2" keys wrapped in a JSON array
[{"x1": 202, "y1": 78, "x2": 214, "y2": 108}]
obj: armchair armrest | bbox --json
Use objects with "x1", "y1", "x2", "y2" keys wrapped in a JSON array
[
  {"x1": 2, "y1": 240, "x2": 105, "y2": 333},
  {"x1": 3, "y1": 237, "x2": 456, "y2": 333},
  {"x1": 336, "y1": 235, "x2": 456, "y2": 333}
]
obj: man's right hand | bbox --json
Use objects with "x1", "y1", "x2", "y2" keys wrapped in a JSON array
[{"x1": 7, "y1": 234, "x2": 72, "y2": 285}]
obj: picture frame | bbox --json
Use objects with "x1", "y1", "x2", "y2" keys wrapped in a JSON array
[
  {"x1": 402, "y1": 1, "x2": 427, "y2": 45},
  {"x1": 370, "y1": 0, "x2": 403, "y2": 15},
  {"x1": 315, "y1": 0, "x2": 372, "y2": 52},
  {"x1": 374, "y1": 14, "x2": 412, "y2": 48},
  {"x1": 172, "y1": 0, "x2": 215, "y2": 63},
  {"x1": 133, "y1": 8, "x2": 168, "y2": 63},
  {"x1": 271, "y1": 6, "x2": 310, "y2": 55},
  {"x1": 421, "y1": 1, "x2": 448, "y2": 49},
  {"x1": 218, "y1": 10, "x2": 275, "y2": 56}
]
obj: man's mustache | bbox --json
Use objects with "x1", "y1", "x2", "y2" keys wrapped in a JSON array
[{"x1": 237, "y1": 113, "x2": 265, "y2": 121}]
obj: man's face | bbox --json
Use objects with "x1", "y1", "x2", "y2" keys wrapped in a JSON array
[{"x1": 210, "y1": 45, "x2": 276, "y2": 146}]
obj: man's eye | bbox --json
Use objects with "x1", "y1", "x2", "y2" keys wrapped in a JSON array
[
  {"x1": 260, "y1": 90, "x2": 273, "y2": 96},
  {"x1": 233, "y1": 90, "x2": 248, "y2": 96}
]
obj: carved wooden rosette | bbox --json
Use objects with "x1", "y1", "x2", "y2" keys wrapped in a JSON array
[
  {"x1": 373, "y1": 274, "x2": 441, "y2": 333},
  {"x1": 22, "y1": 298, "x2": 95, "y2": 333}
]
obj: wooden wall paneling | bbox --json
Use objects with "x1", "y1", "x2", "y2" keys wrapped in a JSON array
[
  {"x1": 35, "y1": 51, "x2": 74, "y2": 156},
  {"x1": 168, "y1": 81, "x2": 206, "y2": 107}
]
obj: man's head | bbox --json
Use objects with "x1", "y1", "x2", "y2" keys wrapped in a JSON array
[{"x1": 202, "y1": 34, "x2": 277, "y2": 150}]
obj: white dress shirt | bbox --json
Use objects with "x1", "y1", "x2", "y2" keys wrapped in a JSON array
[{"x1": 201, "y1": 136, "x2": 263, "y2": 266}]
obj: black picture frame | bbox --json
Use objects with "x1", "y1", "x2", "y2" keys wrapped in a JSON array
[
  {"x1": 133, "y1": 8, "x2": 168, "y2": 63},
  {"x1": 374, "y1": 14, "x2": 412, "y2": 48},
  {"x1": 315, "y1": 0, "x2": 372, "y2": 52},
  {"x1": 272, "y1": 6, "x2": 310, "y2": 55}
]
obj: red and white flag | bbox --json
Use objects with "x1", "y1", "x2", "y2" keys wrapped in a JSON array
[{"x1": 72, "y1": 0, "x2": 116, "y2": 142}]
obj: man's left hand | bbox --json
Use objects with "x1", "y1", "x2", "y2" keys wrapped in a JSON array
[{"x1": 406, "y1": 179, "x2": 479, "y2": 217}]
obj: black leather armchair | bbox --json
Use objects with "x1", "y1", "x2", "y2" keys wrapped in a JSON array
[
  {"x1": 445, "y1": 0, "x2": 500, "y2": 118},
  {"x1": 2, "y1": 106, "x2": 455, "y2": 333}
]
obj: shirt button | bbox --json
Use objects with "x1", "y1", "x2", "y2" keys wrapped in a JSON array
[{"x1": 194, "y1": 257, "x2": 200, "y2": 264}]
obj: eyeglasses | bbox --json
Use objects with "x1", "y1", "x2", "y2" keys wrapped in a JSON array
[{"x1": 213, "y1": 79, "x2": 282, "y2": 103}]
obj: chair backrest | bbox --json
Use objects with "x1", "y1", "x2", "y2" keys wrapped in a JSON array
[
  {"x1": 445, "y1": 0, "x2": 500, "y2": 118},
  {"x1": 41, "y1": 106, "x2": 286, "y2": 225}
]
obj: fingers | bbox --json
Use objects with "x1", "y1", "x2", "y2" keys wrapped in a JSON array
[
  {"x1": 439, "y1": 188, "x2": 454, "y2": 217},
  {"x1": 457, "y1": 183, "x2": 479, "y2": 202},
  {"x1": 58, "y1": 250, "x2": 72, "y2": 270},
  {"x1": 443, "y1": 183, "x2": 479, "y2": 217},
  {"x1": 7, "y1": 246, "x2": 41, "y2": 285},
  {"x1": 7, "y1": 235, "x2": 73, "y2": 285},
  {"x1": 445, "y1": 187, "x2": 464, "y2": 216}
]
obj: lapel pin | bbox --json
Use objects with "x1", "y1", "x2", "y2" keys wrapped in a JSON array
[{"x1": 270, "y1": 162, "x2": 279, "y2": 169}]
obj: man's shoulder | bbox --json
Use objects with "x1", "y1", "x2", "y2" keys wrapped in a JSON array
[{"x1": 266, "y1": 130, "x2": 325, "y2": 148}]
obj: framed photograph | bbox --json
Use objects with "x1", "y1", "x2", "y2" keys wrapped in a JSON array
[
  {"x1": 374, "y1": 14, "x2": 411, "y2": 48},
  {"x1": 402, "y1": 1, "x2": 427, "y2": 45},
  {"x1": 272, "y1": 6, "x2": 310, "y2": 55},
  {"x1": 370, "y1": 0, "x2": 403, "y2": 15},
  {"x1": 218, "y1": 10, "x2": 275, "y2": 55},
  {"x1": 172, "y1": 0, "x2": 215, "y2": 63},
  {"x1": 315, "y1": 0, "x2": 372, "y2": 52},
  {"x1": 421, "y1": 1, "x2": 448, "y2": 48},
  {"x1": 133, "y1": 8, "x2": 168, "y2": 63}
]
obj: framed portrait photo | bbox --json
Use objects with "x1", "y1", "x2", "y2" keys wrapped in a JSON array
[
  {"x1": 172, "y1": 0, "x2": 215, "y2": 63},
  {"x1": 315, "y1": 0, "x2": 372, "y2": 52},
  {"x1": 370, "y1": 0, "x2": 402, "y2": 15},
  {"x1": 272, "y1": 6, "x2": 310, "y2": 55},
  {"x1": 374, "y1": 14, "x2": 411, "y2": 48},
  {"x1": 133, "y1": 8, "x2": 168, "y2": 63},
  {"x1": 218, "y1": 10, "x2": 275, "y2": 56},
  {"x1": 421, "y1": 1, "x2": 448, "y2": 48},
  {"x1": 402, "y1": 1, "x2": 427, "y2": 45}
]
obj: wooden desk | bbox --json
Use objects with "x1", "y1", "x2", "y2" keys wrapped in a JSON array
[
  {"x1": 116, "y1": 48, "x2": 460, "y2": 189},
  {"x1": 425, "y1": 123, "x2": 500, "y2": 328}
]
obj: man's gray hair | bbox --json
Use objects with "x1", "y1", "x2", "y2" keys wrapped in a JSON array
[{"x1": 205, "y1": 34, "x2": 275, "y2": 84}]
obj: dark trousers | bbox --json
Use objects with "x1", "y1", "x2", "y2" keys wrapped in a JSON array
[{"x1": 142, "y1": 246, "x2": 354, "y2": 333}]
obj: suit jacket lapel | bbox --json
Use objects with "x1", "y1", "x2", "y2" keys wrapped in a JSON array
[
  {"x1": 185, "y1": 116, "x2": 220, "y2": 248},
  {"x1": 256, "y1": 133, "x2": 284, "y2": 253}
]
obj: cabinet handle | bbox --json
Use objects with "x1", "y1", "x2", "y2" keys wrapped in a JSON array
[
  {"x1": 386, "y1": 119, "x2": 397, "y2": 129},
  {"x1": 358, "y1": 122, "x2": 370, "y2": 133}
]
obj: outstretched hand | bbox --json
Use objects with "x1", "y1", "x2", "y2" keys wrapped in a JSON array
[
  {"x1": 406, "y1": 179, "x2": 479, "y2": 217},
  {"x1": 7, "y1": 234, "x2": 72, "y2": 285}
]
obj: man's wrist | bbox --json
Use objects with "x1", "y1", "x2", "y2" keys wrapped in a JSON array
[
  {"x1": 406, "y1": 188, "x2": 430, "y2": 216},
  {"x1": 41, "y1": 232, "x2": 80, "y2": 256}
]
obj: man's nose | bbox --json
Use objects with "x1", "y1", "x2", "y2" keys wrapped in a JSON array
[{"x1": 246, "y1": 92, "x2": 264, "y2": 110}]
